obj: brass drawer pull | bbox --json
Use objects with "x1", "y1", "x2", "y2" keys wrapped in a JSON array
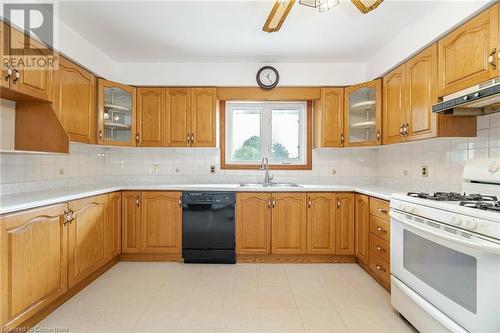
[
  {"x1": 377, "y1": 227, "x2": 386, "y2": 233},
  {"x1": 377, "y1": 208, "x2": 388, "y2": 214},
  {"x1": 376, "y1": 246, "x2": 385, "y2": 252},
  {"x1": 376, "y1": 265, "x2": 386, "y2": 273}
]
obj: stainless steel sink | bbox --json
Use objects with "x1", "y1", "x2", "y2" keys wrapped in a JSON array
[{"x1": 238, "y1": 182, "x2": 301, "y2": 188}]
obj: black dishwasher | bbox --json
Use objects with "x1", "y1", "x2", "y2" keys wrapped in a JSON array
[{"x1": 182, "y1": 192, "x2": 236, "y2": 264}]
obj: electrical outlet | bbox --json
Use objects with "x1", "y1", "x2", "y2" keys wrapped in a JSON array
[
  {"x1": 210, "y1": 165, "x2": 216, "y2": 174},
  {"x1": 421, "y1": 165, "x2": 429, "y2": 177},
  {"x1": 331, "y1": 169, "x2": 337, "y2": 175},
  {"x1": 175, "y1": 167, "x2": 181, "y2": 174},
  {"x1": 151, "y1": 163, "x2": 160, "y2": 174},
  {"x1": 59, "y1": 168, "x2": 65, "y2": 175},
  {"x1": 403, "y1": 169, "x2": 409, "y2": 176}
]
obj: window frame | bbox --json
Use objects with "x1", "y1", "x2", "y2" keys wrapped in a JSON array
[{"x1": 220, "y1": 100, "x2": 312, "y2": 170}]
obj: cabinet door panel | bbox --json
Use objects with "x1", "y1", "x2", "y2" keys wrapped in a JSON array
[
  {"x1": 1, "y1": 22, "x2": 10, "y2": 89},
  {"x1": 0, "y1": 204, "x2": 67, "y2": 329},
  {"x1": 68, "y1": 194, "x2": 107, "y2": 288},
  {"x1": 438, "y1": 4, "x2": 499, "y2": 96},
  {"x1": 307, "y1": 193, "x2": 335, "y2": 254},
  {"x1": 314, "y1": 88, "x2": 344, "y2": 147},
  {"x1": 107, "y1": 192, "x2": 122, "y2": 259},
  {"x1": 53, "y1": 56, "x2": 96, "y2": 144},
  {"x1": 335, "y1": 193, "x2": 355, "y2": 255},
  {"x1": 355, "y1": 194, "x2": 369, "y2": 265},
  {"x1": 406, "y1": 44, "x2": 438, "y2": 141},
  {"x1": 140, "y1": 192, "x2": 182, "y2": 253},
  {"x1": 166, "y1": 88, "x2": 190, "y2": 147},
  {"x1": 236, "y1": 193, "x2": 271, "y2": 254},
  {"x1": 383, "y1": 65, "x2": 406, "y2": 145},
  {"x1": 191, "y1": 88, "x2": 216, "y2": 147},
  {"x1": 122, "y1": 191, "x2": 141, "y2": 253},
  {"x1": 137, "y1": 87, "x2": 165, "y2": 147},
  {"x1": 271, "y1": 193, "x2": 307, "y2": 254},
  {"x1": 8, "y1": 28, "x2": 52, "y2": 101}
]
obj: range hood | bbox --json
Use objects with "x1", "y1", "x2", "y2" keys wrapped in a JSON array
[{"x1": 433, "y1": 78, "x2": 500, "y2": 116}]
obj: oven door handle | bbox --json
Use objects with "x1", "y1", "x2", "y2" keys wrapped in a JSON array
[{"x1": 390, "y1": 211, "x2": 500, "y2": 255}]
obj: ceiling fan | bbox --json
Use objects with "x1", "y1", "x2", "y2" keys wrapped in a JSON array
[{"x1": 263, "y1": 0, "x2": 384, "y2": 33}]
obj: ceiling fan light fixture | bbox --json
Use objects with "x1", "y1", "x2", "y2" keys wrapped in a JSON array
[
  {"x1": 319, "y1": 0, "x2": 339, "y2": 12},
  {"x1": 278, "y1": 0, "x2": 287, "y2": 5},
  {"x1": 298, "y1": 0, "x2": 320, "y2": 8},
  {"x1": 351, "y1": 0, "x2": 384, "y2": 14}
]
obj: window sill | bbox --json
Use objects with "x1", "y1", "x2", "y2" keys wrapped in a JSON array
[{"x1": 220, "y1": 163, "x2": 311, "y2": 170}]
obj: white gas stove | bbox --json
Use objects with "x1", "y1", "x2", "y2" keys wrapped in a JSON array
[{"x1": 390, "y1": 158, "x2": 500, "y2": 333}]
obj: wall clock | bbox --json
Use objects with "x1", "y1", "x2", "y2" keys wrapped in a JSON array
[{"x1": 256, "y1": 66, "x2": 279, "y2": 89}]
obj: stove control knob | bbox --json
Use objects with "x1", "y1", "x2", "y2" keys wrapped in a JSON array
[
  {"x1": 488, "y1": 161, "x2": 499, "y2": 174},
  {"x1": 406, "y1": 205, "x2": 415, "y2": 213},
  {"x1": 464, "y1": 219, "x2": 478, "y2": 230},
  {"x1": 450, "y1": 216, "x2": 462, "y2": 226}
]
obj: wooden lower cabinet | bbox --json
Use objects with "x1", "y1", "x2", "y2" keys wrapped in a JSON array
[
  {"x1": 107, "y1": 192, "x2": 122, "y2": 259},
  {"x1": 140, "y1": 192, "x2": 182, "y2": 253},
  {"x1": 67, "y1": 194, "x2": 107, "y2": 288},
  {"x1": 306, "y1": 193, "x2": 336, "y2": 254},
  {"x1": 236, "y1": 193, "x2": 272, "y2": 254},
  {"x1": 355, "y1": 194, "x2": 370, "y2": 265},
  {"x1": 335, "y1": 193, "x2": 355, "y2": 255},
  {"x1": 122, "y1": 191, "x2": 141, "y2": 253},
  {"x1": 0, "y1": 204, "x2": 68, "y2": 329},
  {"x1": 271, "y1": 193, "x2": 307, "y2": 254}
]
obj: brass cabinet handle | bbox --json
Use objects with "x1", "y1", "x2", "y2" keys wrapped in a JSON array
[
  {"x1": 190, "y1": 133, "x2": 194, "y2": 144},
  {"x1": 377, "y1": 208, "x2": 388, "y2": 214},
  {"x1": 12, "y1": 68, "x2": 20, "y2": 84},
  {"x1": 99, "y1": 130, "x2": 103, "y2": 140},
  {"x1": 4, "y1": 64, "x2": 12, "y2": 81},
  {"x1": 63, "y1": 209, "x2": 71, "y2": 226},
  {"x1": 136, "y1": 196, "x2": 140, "y2": 207},
  {"x1": 376, "y1": 265, "x2": 386, "y2": 272},
  {"x1": 488, "y1": 48, "x2": 497, "y2": 70},
  {"x1": 340, "y1": 134, "x2": 344, "y2": 144},
  {"x1": 308, "y1": 197, "x2": 312, "y2": 208},
  {"x1": 376, "y1": 246, "x2": 385, "y2": 252},
  {"x1": 400, "y1": 125, "x2": 404, "y2": 136},
  {"x1": 272, "y1": 200, "x2": 275, "y2": 209},
  {"x1": 337, "y1": 199, "x2": 341, "y2": 209},
  {"x1": 187, "y1": 133, "x2": 191, "y2": 144},
  {"x1": 377, "y1": 227, "x2": 386, "y2": 233},
  {"x1": 136, "y1": 133, "x2": 140, "y2": 144},
  {"x1": 376, "y1": 130, "x2": 381, "y2": 141},
  {"x1": 268, "y1": 198, "x2": 271, "y2": 209},
  {"x1": 179, "y1": 197, "x2": 182, "y2": 207},
  {"x1": 404, "y1": 123, "x2": 410, "y2": 136}
]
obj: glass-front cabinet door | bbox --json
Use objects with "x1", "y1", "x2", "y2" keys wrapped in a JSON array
[
  {"x1": 97, "y1": 79, "x2": 136, "y2": 146},
  {"x1": 344, "y1": 79, "x2": 382, "y2": 147}
]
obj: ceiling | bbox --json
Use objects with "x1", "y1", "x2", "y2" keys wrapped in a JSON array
[{"x1": 58, "y1": 1, "x2": 442, "y2": 63}]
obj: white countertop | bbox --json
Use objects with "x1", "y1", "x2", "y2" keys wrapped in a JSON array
[{"x1": 0, "y1": 182, "x2": 399, "y2": 215}]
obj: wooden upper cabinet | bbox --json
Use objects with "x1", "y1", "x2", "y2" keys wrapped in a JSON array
[
  {"x1": 6, "y1": 26, "x2": 52, "y2": 102},
  {"x1": 1, "y1": 22, "x2": 9, "y2": 90},
  {"x1": 140, "y1": 192, "x2": 182, "y2": 253},
  {"x1": 354, "y1": 194, "x2": 370, "y2": 265},
  {"x1": 306, "y1": 193, "x2": 335, "y2": 254},
  {"x1": 122, "y1": 191, "x2": 141, "y2": 253},
  {"x1": 166, "y1": 88, "x2": 190, "y2": 147},
  {"x1": 271, "y1": 193, "x2": 307, "y2": 254},
  {"x1": 383, "y1": 64, "x2": 406, "y2": 144},
  {"x1": 335, "y1": 193, "x2": 355, "y2": 255},
  {"x1": 0, "y1": 204, "x2": 68, "y2": 329},
  {"x1": 313, "y1": 88, "x2": 344, "y2": 148},
  {"x1": 236, "y1": 193, "x2": 272, "y2": 254},
  {"x1": 438, "y1": 3, "x2": 499, "y2": 96},
  {"x1": 190, "y1": 87, "x2": 217, "y2": 147},
  {"x1": 344, "y1": 80, "x2": 382, "y2": 147},
  {"x1": 405, "y1": 44, "x2": 438, "y2": 141},
  {"x1": 107, "y1": 192, "x2": 122, "y2": 260},
  {"x1": 97, "y1": 79, "x2": 136, "y2": 146},
  {"x1": 136, "y1": 87, "x2": 166, "y2": 147},
  {"x1": 53, "y1": 56, "x2": 96, "y2": 144},
  {"x1": 67, "y1": 194, "x2": 107, "y2": 288}
]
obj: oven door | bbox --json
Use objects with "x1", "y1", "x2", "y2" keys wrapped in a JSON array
[{"x1": 391, "y1": 210, "x2": 500, "y2": 333}]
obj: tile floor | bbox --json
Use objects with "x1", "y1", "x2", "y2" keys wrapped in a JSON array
[{"x1": 35, "y1": 262, "x2": 417, "y2": 333}]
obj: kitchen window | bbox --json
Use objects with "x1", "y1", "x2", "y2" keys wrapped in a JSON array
[{"x1": 222, "y1": 101, "x2": 310, "y2": 169}]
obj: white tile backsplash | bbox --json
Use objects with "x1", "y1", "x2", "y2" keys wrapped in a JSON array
[{"x1": 1, "y1": 106, "x2": 499, "y2": 195}]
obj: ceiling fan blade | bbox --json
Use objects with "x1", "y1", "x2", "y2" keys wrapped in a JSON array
[
  {"x1": 351, "y1": 0, "x2": 384, "y2": 14},
  {"x1": 262, "y1": 0, "x2": 296, "y2": 33}
]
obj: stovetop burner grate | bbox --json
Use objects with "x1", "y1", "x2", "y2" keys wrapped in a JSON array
[
  {"x1": 407, "y1": 192, "x2": 498, "y2": 202},
  {"x1": 459, "y1": 201, "x2": 500, "y2": 212}
]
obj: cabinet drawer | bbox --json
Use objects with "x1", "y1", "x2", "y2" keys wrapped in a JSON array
[
  {"x1": 370, "y1": 215, "x2": 390, "y2": 241},
  {"x1": 369, "y1": 197, "x2": 390, "y2": 221},
  {"x1": 369, "y1": 233, "x2": 390, "y2": 263},
  {"x1": 369, "y1": 250, "x2": 390, "y2": 285}
]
